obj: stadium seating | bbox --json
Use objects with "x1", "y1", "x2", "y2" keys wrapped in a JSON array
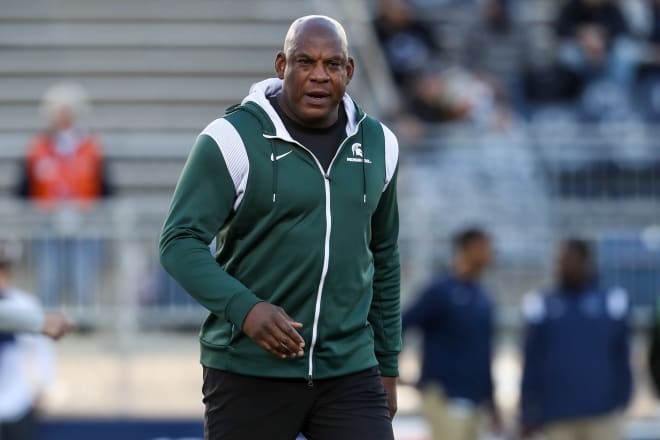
[{"x1": 0, "y1": 0, "x2": 320, "y2": 201}]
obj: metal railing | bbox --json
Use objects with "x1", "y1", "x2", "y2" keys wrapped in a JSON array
[{"x1": 2, "y1": 125, "x2": 659, "y2": 330}]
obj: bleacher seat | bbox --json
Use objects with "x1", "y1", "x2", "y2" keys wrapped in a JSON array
[{"x1": 0, "y1": 0, "x2": 319, "y2": 199}]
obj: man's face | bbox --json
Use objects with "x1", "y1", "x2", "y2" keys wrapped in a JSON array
[
  {"x1": 556, "y1": 245, "x2": 589, "y2": 287},
  {"x1": 466, "y1": 238, "x2": 493, "y2": 274},
  {"x1": 51, "y1": 105, "x2": 75, "y2": 132},
  {"x1": 275, "y1": 32, "x2": 354, "y2": 129}
]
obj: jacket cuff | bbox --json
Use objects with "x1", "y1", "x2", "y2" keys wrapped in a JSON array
[
  {"x1": 225, "y1": 290, "x2": 263, "y2": 330},
  {"x1": 377, "y1": 352, "x2": 399, "y2": 377}
]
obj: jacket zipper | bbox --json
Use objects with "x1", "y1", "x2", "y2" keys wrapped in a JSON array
[{"x1": 264, "y1": 114, "x2": 367, "y2": 385}]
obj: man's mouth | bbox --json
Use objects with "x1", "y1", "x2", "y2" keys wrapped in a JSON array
[{"x1": 305, "y1": 91, "x2": 330, "y2": 102}]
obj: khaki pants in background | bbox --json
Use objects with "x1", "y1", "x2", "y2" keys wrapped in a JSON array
[
  {"x1": 544, "y1": 412, "x2": 622, "y2": 440},
  {"x1": 421, "y1": 384, "x2": 481, "y2": 440}
]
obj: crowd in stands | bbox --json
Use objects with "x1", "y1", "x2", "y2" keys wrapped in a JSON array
[{"x1": 373, "y1": 0, "x2": 660, "y2": 137}]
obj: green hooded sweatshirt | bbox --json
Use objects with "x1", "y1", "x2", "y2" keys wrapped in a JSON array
[{"x1": 159, "y1": 78, "x2": 401, "y2": 380}]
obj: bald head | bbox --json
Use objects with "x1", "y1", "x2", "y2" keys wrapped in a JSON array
[
  {"x1": 275, "y1": 15, "x2": 354, "y2": 129},
  {"x1": 283, "y1": 15, "x2": 349, "y2": 58}
]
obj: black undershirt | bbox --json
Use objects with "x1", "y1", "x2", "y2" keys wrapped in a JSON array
[{"x1": 268, "y1": 95, "x2": 347, "y2": 172}]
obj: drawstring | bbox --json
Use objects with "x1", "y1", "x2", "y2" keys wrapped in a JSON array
[
  {"x1": 270, "y1": 139, "x2": 278, "y2": 203},
  {"x1": 269, "y1": 115, "x2": 365, "y2": 205},
  {"x1": 361, "y1": 130, "x2": 366, "y2": 204}
]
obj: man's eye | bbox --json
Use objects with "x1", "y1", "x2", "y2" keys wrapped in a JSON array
[{"x1": 298, "y1": 59, "x2": 312, "y2": 65}]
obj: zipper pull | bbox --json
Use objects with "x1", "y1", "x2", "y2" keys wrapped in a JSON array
[{"x1": 307, "y1": 375, "x2": 314, "y2": 388}]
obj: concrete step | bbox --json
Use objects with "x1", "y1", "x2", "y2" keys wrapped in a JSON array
[
  {"x1": 0, "y1": 47, "x2": 277, "y2": 75},
  {"x1": 0, "y1": 132, "x2": 196, "y2": 159},
  {"x1": 0, "y1": 103, "x2": 234, "y2": 131},
  {"x1": 1, "y1": 0, "x2": 311, "y2": 21},
  {"x1": 0, "y1": 22, "x2": 288, "y2": 48},
  {"x1": 0, "y1": 75, "x2": 265, "y2": 102}
]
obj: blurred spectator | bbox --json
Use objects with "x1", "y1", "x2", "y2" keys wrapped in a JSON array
[
  {"x1": 633, "y1": 0, "x2": 660, "y2": 120},
  {"x1": 404, "y1": 66, "x2": 473, "y2": 124},
  {"x1": 402, "y1": 229, "x2": 500, "y2": 440},
  {"x1": 16, "y1": 83, "x2": 112, "y2": 309},
  {"x1": 461, "y1": 0, "x2": 531, "y2": 112},
  {"x1": 520, "y1": 239, "x2": 631, "y2": 440},
  {"x1": 645, "y1": 0, "x2": 660, "y2": 51},
  {"x1": 523, "y1": 61, "x2": 585, "y2": 108},
  {"x1": 555, "y1": 0, "x2": 639, "y2": 89},
  {"x1": 0, "y1": 241, "x2": 56, "y2": 440},
  {"x1": 373, "y1": 0, "x2": 440, "y2": 87},
  {"x1": 402, "y1": 63, "x2": 519, "y2": 130}
]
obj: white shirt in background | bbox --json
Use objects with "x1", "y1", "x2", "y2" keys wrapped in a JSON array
[{"x1": 0, "y1": 288, "x2": 55, "y2": 422}]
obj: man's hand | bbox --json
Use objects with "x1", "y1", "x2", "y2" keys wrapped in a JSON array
[
  {"x1": 42, "y1": 313, "x2": 74, "y2": 340},
  {"x1": 242, "y1": 302, "x2": 305, "y2": 359},
  {"x1": 381, "y1": 376, "x2": 398, "y2": 418}
]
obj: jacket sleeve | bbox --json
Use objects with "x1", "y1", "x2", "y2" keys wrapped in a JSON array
[
  {"x1": 368, "y1": 166, "x2": 401, "y2": 377},
  {"x1": 486, "y1": 306, "x2": 495, "y2": 405},
  {"x1": 521, "y1": 320, "x2": 544, "y2": 426},
  {"x1": 520, "y1": 295, "x2": 545, "y2": 428},
  {"x1": 402, "y1": 282, "x2": 442, "y2": 332},
  {"x1": 159, "y1": 132, "x2": 262, "y2": 330},
  {"x1": 605, "y1": 288, "x2": 632, "y2": 408},
  {"x1": 613, "y1": 317, "x2": 632, "y2": 408},
  {"x1": 612, "y1": 306, "x2": 633, "y2": 408},
  {"x1": 0, "y1": 300, "x2": 44, "y2": 333},
  {"x1": 649, "y1": 319, "x2": 660, "y2": 396}
]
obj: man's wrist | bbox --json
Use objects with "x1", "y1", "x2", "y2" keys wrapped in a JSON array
[
  {"x1": 376, "y1": 352, "x2": 399, "y2": 377},
  {"x1": 225, "y1": 291, "x2": 264, "y2": 330}
]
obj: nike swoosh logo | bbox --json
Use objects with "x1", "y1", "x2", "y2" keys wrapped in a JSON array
[{"x1": 270, "y1": 150, "x2": 293, "y2": 161}]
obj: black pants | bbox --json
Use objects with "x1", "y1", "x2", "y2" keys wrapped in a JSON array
[{"x1": 202, "y1": 367, "x2": 394, "y2": 440}]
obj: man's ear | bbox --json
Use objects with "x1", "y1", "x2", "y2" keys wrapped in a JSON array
[
  {"x1": 346, "y1": 57, "x2": 355, "y2": 84},
  {"x1": 275, "y1": 52, "x2": 286, "y2": 80}
]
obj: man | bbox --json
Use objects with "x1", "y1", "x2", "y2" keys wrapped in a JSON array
[
  {"x1": 372, "y1": 0, "x2": 439, "y2": 86},
  {"x1": 555, "y1": 0, "x2": 637, "y2": 89},
  {"x1": 402, "y1": 228, "x2": 499, "y2": 440},
  {"x1": 160, "y1": 15, "x2": 400, "y2": 440},
  {"x1": 520, "y1": 239, "x2": 631, "y2": 440},
  {"x1": 0, "y1": 241, "x2": 67, "y2": 439}
]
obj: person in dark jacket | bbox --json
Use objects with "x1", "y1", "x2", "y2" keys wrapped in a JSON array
[
  {"x1": 555, "y1": 0, "x2": 639, "y2": 88},
  {"x1": 520, "y1": 238, "x2": 632, "y2": 440},
  {"x1": 402, "y1": 228, "x2": 499, "y2": 440},
  {"x1": 373, "y1": 0, "x2": 440, "y2": 87}
]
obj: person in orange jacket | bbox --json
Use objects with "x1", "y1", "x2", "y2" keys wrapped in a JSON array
[{"x1": 17, "y1": 83, "x2": 112, "y2": 310}]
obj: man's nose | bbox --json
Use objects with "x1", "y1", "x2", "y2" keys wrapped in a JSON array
[{"x1": 310, "y1": 62, "x2": 330, "y2": 81}]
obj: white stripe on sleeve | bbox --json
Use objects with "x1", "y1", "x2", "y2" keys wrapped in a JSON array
[
  {"x1": 380, "y1": 122, "x2": 399, "y2": 192},
  {"x1": 201, "y1": 118, "x2": 250, "y2": 210}
]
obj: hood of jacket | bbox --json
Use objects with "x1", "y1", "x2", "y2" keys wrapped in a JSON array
[{"x1": 238, "y1": 78, "x2": 362, "y2": 140}]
